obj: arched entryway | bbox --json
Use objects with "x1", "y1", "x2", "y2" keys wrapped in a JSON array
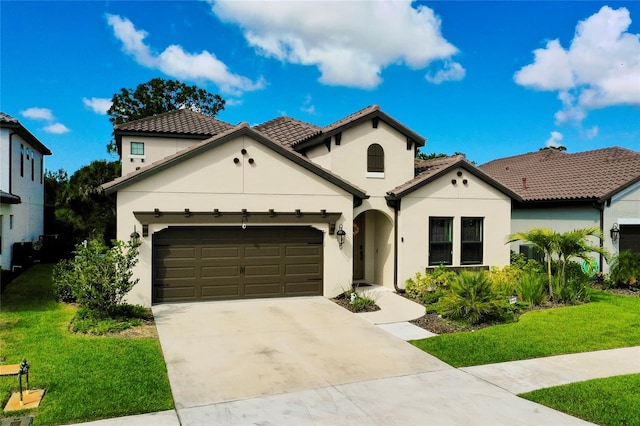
[{"x1": 352, "y1": 210, "x2": 394, "y2": 288}]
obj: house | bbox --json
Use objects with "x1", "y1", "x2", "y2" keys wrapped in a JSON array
[
  {"x1": 103, "y1": 106, "x2": 516, "y2": 306},
  {"x1": 0, "y1": 113, "x2": 52, "y2": 274},
  {"x1": 479, "y1": 147, "x2": 640, "y2": 272}
]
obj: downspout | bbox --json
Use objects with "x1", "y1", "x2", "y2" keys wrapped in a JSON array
[
  {"x1": 9, "y1": 132, "x2": 16, "y2": 194},
  {"x1": 387, "y1": 196, "x2": 404, "y2": 293},
  {"x1": 592, "y1": 201, "x2": 605, "y2": 273}
]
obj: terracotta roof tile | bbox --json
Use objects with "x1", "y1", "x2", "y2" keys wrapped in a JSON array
[
  {"x1": 479, "y1": 147, "x2": 640, "y2": 202},
  {"x1": 253, "y1": 116, "x2": 321, "y2": 149},
  {"x1": 115, "y1": 109, "x2": 234, "y2": 136},
  {"x1": 321, "y1": 104, "x2": 380, "y2": 134},
  {"x1": 1, "y1": 112, "x2": 52, "y2": 155},
  {"x1": 390, "y1": 155, "x2": 465, "y2": 195}
]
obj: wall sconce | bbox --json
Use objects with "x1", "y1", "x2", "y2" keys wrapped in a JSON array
[
  {"x1": 610, "y1": 223, "x2": 620, "y2": 242},
  {"x1": 130, "y1": 225, "x2": 141, "y2": 241},
  {"x1": 241, "y1": 215, "x2": 248, "y2": 230},
  {"x1": 336, "y1": 224, "x2": 346, "y2": 249}
]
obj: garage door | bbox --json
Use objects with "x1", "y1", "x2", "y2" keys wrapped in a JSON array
[{"x1": 153, "y1": 226, "x2": 323, "y2": 303}]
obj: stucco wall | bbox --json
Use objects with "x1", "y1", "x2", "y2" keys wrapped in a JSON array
[
  {"x1": 0, "y1": 130, "x2": 45, "y2": 270},
  {"x1": 604, "y1": 182, "x2": 640, "y2": 270},
  {"x1": 116, "y1": 135, "x2": 354, "y2": 306},
  {"x1": 121, "y1": 135, "x2": 203, "y2": 175},
  {"x1": 397, "y1": 167, "x2": 512, "y2": 286}
]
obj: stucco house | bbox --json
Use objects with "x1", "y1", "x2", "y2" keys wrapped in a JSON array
[
  {"x1": 0, "y1": 113, "x2": 52, "y2": 273},
  {"x1": 480, "y1": 147, "x2": 640, "y2": 272},
  {"x1": 103, "y1": 106, "x2": 516, "y2": 306}
]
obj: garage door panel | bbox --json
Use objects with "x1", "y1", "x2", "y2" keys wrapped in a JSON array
[
  {"x1": 153, "y1": 226, "x2": 323, "y2": 303},
  {"x1": 201, "y1": 246, "x2": 240, "y2": 259}
]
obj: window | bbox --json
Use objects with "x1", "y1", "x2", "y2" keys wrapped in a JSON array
[
  {"x1": 429, "y1": 217, "x2": 453, "y2": 265},
  {"x1": 31, "y1": 157, "x2": 35, "y2": 181},
  {"x1": 20, "y1": 144, "x2": 24, "y2": 177},
  {"x1": 367, "y1": 144, "x2": 384, "y2": 173},
  {"x1": 130, "y1": 142, "x2": 145, "y2": 156},
  {"x1": 40, "y1": 157, "x2": 44, "y2": 184},
  {"x1": 9, "y1": 215, "x2": 14, "y2": 230},
  {"x1": 461, "y1": 217, "x2": 483, "y2": 264}
]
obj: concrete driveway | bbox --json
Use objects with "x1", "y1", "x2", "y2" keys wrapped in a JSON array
[{"x1": 153, "y1": 297, "x2": 590, "y2": 425}]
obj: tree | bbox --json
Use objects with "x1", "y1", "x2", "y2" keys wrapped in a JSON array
[
  {"x1": 555, "y1": 227, "x2": 609, "y2": 286},
  {"x1": 540, "y1": 146, "x2": 567, "y2": 151},
  {"x1": 507, "y1": 228, "x2": 559, "y2": 298},
  {"x1": 45, "y1": 160, "x2": 121, "y2": 248},
  {"x1": 416, "y1": 152, "x2": 466, "y2": 160},
  {"x1": 107, "y1": 78, "x2": 225, "y2": 154}
]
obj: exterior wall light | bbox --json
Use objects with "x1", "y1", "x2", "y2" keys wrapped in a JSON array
[
  {"x1": 336, "y1": 224, "x2": 346, "y2": 249},
  {"x1": 610, "y1": 223, "x2": 620, "y2": 242},
  {"x1": 130, "y1": 225, "x2": 141, "y2": 241}
]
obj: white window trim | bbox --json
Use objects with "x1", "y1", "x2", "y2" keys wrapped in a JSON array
[{"x1": 366, "y1": 171, "x2": 385, "y2": 179}]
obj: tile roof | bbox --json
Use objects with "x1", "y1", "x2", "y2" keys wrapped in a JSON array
[
  {"x1": 103, "y1": 123, "x2": 368, "y2": 199},
  {"x1": 0, "y1": 112, "x2": 52, "y2": 155},
  {"x1": 253, "y1": 116, "x2": 321, "y2": 149},
  {"x1": 114, "y1": 109, "x2": 234, "y2": 136},
  {"x1": 389, "y1": 155, "x2": 466, "y2": 196},
  {"x1": 479, "y1": 147, "x2": 640, "y2": 202}
]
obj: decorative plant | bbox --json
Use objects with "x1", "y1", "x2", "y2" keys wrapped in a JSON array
[{"x1": 609, "y1": 250, "x2": 640, "y2": 289}]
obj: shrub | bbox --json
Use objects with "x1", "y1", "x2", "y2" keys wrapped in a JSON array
[
  {"x1": 516, "y1": 270, "x2": 546, "y2": 306},
  {"x1": 405, "y1": 272, "x2": 437, "y2": 300},
  {"x1": 430, "y1": 265, "x2": 457, "y2": 288},
  {"x1": 488, "y1": 265, "x2": 521, "y2": 297},
  {"x1": 438, "y1": 271, "x2": 507, "y2": 325},
  {"x1": 52, "y1": 238, "x2": 141, "y2": 317},
  {"x1": 553, "y1": 263, "x2": 591, "y2": 304},
  {"x1": 609, "y1": 251, "x2": 640, "y2": 288}
]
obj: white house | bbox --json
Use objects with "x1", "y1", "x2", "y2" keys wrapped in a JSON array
[
  {"x1": 480, "y1": 147, "x2": 640, "y2": 272},
  {"x1": 0, "y1": 113, "x2": 52, "y2": 272},
  {"x1": 103, "y1": 106, "x2": 516, "y2": 306}
]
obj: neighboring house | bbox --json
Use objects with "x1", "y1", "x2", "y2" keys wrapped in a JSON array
[
  {"x1": 103, "y1": 106, "x2": 516, "y2": 306},
  {"x1": 0, "y1": 113, "x2": 52, "y2": 272},
  {"x1": 480, "y1": 147, "x2": 640, "y2": 272}
]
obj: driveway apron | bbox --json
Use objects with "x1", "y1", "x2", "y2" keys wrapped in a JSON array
[{"x1": 152, "y1": 297, "x2": 450, "y2": 410}]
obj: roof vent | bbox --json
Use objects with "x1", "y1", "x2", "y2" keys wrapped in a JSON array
[{"x1": 522, "y1": 177, "x2": 527, "y2": 190}]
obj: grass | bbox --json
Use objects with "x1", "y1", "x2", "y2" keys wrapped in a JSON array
[
  {"x1": 411, "y1": 290, "x2": 640, "y2": 367},
  {"x1": 520, "y1": 374, "x2": 640, "y2": 426},
  {"x1": 0, "y1": 264, "x2": 174, "y2": 425}
]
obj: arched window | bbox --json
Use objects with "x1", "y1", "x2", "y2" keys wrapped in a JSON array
[{"x1": 367, "y1": 144, "x2": 384, "y2": 173}]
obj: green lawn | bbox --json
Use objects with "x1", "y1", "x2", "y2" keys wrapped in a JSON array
[
  {"x1": 521, "y1": 374, "x2": 640, "y2": 426},
  {"x1": 411, "y1": 291, "x2": 640, "y2": 367},
  {"x1": 0, "y1": 264, "x2": 174, "y2": 425}
]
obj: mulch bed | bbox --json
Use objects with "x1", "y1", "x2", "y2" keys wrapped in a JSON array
[{"x1": 332, "y1": 294, "x2": 381, "y2": 313}]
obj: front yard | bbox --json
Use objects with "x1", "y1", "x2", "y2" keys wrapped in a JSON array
[{"x1": 0, "y1": 264, "x2": 174, "y2": 425}]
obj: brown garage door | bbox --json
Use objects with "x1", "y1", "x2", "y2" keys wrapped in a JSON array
[
  {"x1": 153, "y1": 226, "x2": 323, "y2": 303},
  {"x1": 620, "y1": 225, "x2": 640, "y2": 254}
]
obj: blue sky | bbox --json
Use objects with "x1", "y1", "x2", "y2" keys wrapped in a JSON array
[{"x1": 2, "y1": 1, "x2": 639, "y2": 173}]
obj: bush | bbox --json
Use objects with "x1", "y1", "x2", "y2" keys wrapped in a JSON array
[
  {"x1": 405, "y1": 272, "x2": 437, "y2": 300},
  {"x1": 438, "y1": 271, "x2": 509, "y2": 325},
  {"x1": 609, "y1": 251, "x2": 640, "y2": 289},
  {"x1": 52, "y1": 238, "x2": 141, "y2": 317},
  {"x1": 488, "y1": 265, "x2": 522, "y2": 297},
  {"x1": 516, "y1": 270, "x2": 546, "y2": 306},
  {"x1": 553, "y1": 263, "x2": 591, "y2": 304},
  {"x1": 430, "y1": 265, "x2": 457, "y2": 288}
]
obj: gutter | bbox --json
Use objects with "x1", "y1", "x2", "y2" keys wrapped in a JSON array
[{"x1": 386, "y1": 196, "x2": 404, "y2": 293}]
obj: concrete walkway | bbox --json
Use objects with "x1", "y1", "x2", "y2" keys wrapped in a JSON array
[{"x1": 70, "y1": 292, "x2": 640, "y2": 426}]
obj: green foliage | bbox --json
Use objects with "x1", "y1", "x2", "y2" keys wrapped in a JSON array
[
  {"x1": 52, "y1": 238, "x2": 141, "y2": 317},
  {"x1": 516, "y1": 270, "x2": 546, "y2": 306},
  {"x1": 405, "y1": 272, "x2": 437, "y2": 300},
  {"x1": 487, "y1": 265, "x2": 521, "y2": 297},
  {"x1": 412, "y1": 290, "x2": 640, "y2": 367},
  {"x1": 45, "y1": 160, "x2": 121, "y2": 246},
  {"x1": 510, "y1": 250, "x2": 544, "y2": 273},
  {"x1": 70, "y1": 305, "x2": 151, "y2": 335},
  {"x1": 609, "y1": 250, "x2": 640, "y2": 288},
  {"x1": 437, "y1": 271, "x2": 508, "y2": 325},
  {"x1": 430, "y1": 265, "x2": 457, "y2": 288},
  {"x1": 350, "y1": 293, "x2": 378, "y2": 312},
  {"x1": 107, "y1": 78, "x2": 225, "y2": 154}
]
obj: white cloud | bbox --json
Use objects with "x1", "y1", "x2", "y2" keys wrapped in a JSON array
[
  {"x1": 515, "y1": 6, "x2": 640, "y2": 123},
  {"x1": 301, "y1": 94, "x2": 315, "y2": 114},
  {"x1": 106, "y1": 14, "x2": 264, "y2": 95},
  {"x1": 210, "y1": 0, "x2": 462, "y2": 89},
  {"x1": 584, "y1": 125, "x2": 599, "y2": 139},
  {"x1": 545, "y1": 131, "x2": 564, "y2": 148},
  {"x1": 83, "y1": 97, "x2": 112, "y2": 115},
  {"x1": 21, "y1": 107, "x2": 54, "y2": 121},
  {"x1": 44, "y1": 123, "x2": 70, "y2": 134},
  {"x1": 426, "y1": 61, "x2": 466, "y2": 84}
]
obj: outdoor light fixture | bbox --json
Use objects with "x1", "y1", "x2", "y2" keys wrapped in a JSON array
[
  {"x1": 336, "y1": 224, "x2": 346, "y2": 249},
  {"x1": 241, "y1": 215, "x2": 248, "y2": 230},
  {"x1": 130, "y1": 225, "x2": 141, "y2": 241},
  {"x1": 610, "y1": 223, "x2": 620, "y2": 242}
]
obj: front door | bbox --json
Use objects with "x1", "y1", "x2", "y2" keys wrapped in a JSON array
[{"x1": 353, "y1": 215, "x2": 365, "y2": 280}]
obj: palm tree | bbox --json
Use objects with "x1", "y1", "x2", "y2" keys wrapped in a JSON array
[
  {"x1": 556, "y1": 227, "x2": 610, "y2": 286},
  {"x1": 507, "y1": 228, "x2": 559, "y2": 298}
]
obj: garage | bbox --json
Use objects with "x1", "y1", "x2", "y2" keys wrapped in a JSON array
[
  {"x1": 620, "y1": 225, "x2": 640, "y2": 254},
  {"x1": 152, "y1": 226, "x2": 323, "y2": 303}
]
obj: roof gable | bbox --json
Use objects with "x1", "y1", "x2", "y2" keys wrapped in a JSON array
[
  {"x1": 479, "y1": 147, "x2": 640, "y2": 202},
  {"x1": 387, "y1": 155, "x2": 520, "y2": 200},
  {"x1": 293, "y1": 105, "x2": 426, "y2": 151},
  {"x1": 1, "y1": 112, "x2": 52, "y2": 155},
  {"x1": 253, "y1": 116, "x2": 321, "y2": 149},
  {"x1": 103, "y1": 123, "x2": 367, "y2": 199}
]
